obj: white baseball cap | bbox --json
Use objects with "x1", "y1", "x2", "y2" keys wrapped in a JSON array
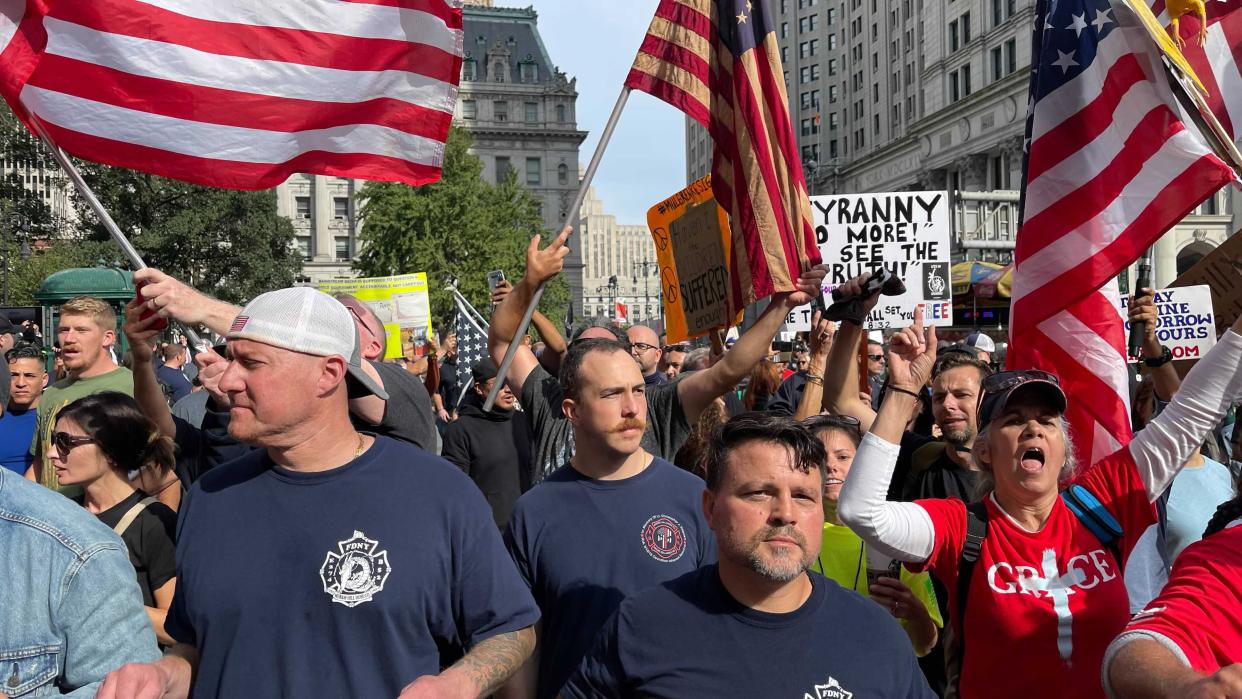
[
  {"x1": 226, "y1": 287, "x2": 388, "y2": 400},
  {"x1": 963, "y1": 332, "x2": 996, "y2": 354}
]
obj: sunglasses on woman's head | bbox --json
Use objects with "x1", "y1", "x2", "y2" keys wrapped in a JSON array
[
  {"x1": 802, "y1": 414, "x2": 863, "y2": 433},
  {"x1": 981, "y1": 369, "x2": 1060, "y2": 395}
]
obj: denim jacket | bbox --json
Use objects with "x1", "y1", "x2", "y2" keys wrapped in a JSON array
[{"x1": 0, "y1": 469, "x2": 160, "y2": 696}]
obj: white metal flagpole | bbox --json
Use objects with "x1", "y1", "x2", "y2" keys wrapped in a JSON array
[{"x1": 483, "y1": 87, "x2": 632, "y2": 410}]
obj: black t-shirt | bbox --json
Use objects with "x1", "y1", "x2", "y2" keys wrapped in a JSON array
[
  {"x1": 356, "y1": 360, "x2": 436, "y2": 451},
  {"x1": 563, "y1": 565, "x2": 935, "y2": 699},
  {"x1": 88, "y1": 490, "x2": 177, "y2": 607},
  {"x1": 505, "y1": 458, "x2": 715, "y2": 699},
  {"x1": 519, "y1": 365, "x2": 690, "y2": 481},
  {"x1": 166, "y1": 435, "x2": 539, "y2": 698},
  {"x1": 896, "y1": 434, "x2": 979, "y2": 503}
]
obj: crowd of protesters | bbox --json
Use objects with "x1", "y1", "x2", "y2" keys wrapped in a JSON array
[{"x1": 1, "y1": 225, "x2": 1240, "y2": 698}]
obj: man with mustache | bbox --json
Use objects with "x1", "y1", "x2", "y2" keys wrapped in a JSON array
[
  {"x1": 561, "y1": 413, "x2": 932, "y2": 698},
  {"x1": 28, "y1": 296, "x2": 134, "y2": 488},
  {"x1": 503, "y1": 338, "x2": 716, "y2": 699}
]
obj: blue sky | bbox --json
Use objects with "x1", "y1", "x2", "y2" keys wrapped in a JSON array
[{"x1": 528, "y1": 1, "x2": 686, "y2": 226}]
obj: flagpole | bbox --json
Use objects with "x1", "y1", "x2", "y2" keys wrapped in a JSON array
[
  {"x1": 23, "y1": 111, "x2": 205, "y2": 347},
  {"x1": 484, "y1": 87, "x2": 632, "y2": 410}
]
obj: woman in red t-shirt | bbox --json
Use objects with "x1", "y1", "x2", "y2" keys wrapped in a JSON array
[
  {"x1": 838, "y1": 303, "x2": 1242, "y2": 699},
  {"x1": 1103, "y1": 488, "x2": 1242, "y2": 699}
]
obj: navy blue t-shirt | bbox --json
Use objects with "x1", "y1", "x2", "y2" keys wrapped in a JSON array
[
  {"x1": 564, "y1": 565, "x2": 935, "y2": 699},
  {"x1": 155, "y1": 365, "x2": 192, "y2": 404},
  {"x1": 166, "y1": 435, "x2": 539, "y2": 698},
  {"x1": 505, "y1": 457, "x2": 715, "y2": 699}
]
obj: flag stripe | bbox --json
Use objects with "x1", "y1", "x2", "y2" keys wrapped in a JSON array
[
  {"x1": 42, "y1": 17, "x2": 457, "y2": 114},
  {"x1": 23, "y1": 86, "x2": 445, "y2": 168},
  {"x1": 624, "y1": 70, "x2": 712, "y2": 127},
  {"x1": 1205, "y1": 19, "x2": 1242, "y2": 134},
  {"x1": 36, "y1": 117, "x2": 443, "y2": 190},
  {"x1": 1030, "y1": 28, "x2": 1133, "y2": 142},
  {"x1": 630, "y1": 51, "x2": 712, "y2": 109},
  {"x1": 340, "y1": 0, "x2": 464, "y2": 29},
  {"x1": 131, "y1": 0, "x2": 461, "y2": 50},
  {"x1": 31, "y1": 55, "x2": 454, "y2": 140},
  {"x1": 636, "y1": 33, "x2": 712, "y2": 86},
  {"x1": 51, "y1": 0, "x2": 461, "y2": 85}
]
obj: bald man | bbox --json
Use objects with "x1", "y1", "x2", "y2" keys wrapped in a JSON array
[{"x1": 627, "y1": 325, "x2": 665, "y2": 386}]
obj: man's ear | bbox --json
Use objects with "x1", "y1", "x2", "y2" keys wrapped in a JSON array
[
  {"x1": 562, "y1": 397, "x2": 577, "y2": 423},
  {"x1": 973, "y1": 435, "x2": 991, "y2": 468},
  {"x1": 319, "y1": 356, "x2": 349, "y2": 395},
  {"x1": 702, "y1": 488, "x2": 717, "y2": 528}
]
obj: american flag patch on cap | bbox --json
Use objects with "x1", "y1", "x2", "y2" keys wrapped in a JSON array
[{"x1": 229, "y1": 316, "x2": 249, "y2": 333}]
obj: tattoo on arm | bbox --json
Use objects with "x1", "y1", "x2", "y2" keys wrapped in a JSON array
[{"x1": 453, "y1": 628, "x2": 536, "y2": 697}]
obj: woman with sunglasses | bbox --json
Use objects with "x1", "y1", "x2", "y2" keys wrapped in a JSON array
[
  {"x1": 50, "y1": 391, "x2": 179, "y2": 646},
  {"x1": 839, "y1": 307, "x2": 1242, "y2": 699}
]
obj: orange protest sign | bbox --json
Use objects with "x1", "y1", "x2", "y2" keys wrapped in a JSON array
[{"x1": 646, "y1": 176, "x2": 740, "y2": 343}]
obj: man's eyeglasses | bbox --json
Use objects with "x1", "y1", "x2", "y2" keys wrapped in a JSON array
[
  {"x1": 980, "y1": 369, "x2": 1059, "y2": 395},
  {"x1": 802, "y1": 414, "x2": 863, "y2": 433},
  {"x1": 631, "y1": 342, "x2": 659, "y2": 353},
  {"x1": 51, "y1": 432, "x2": 94, "y2": 459}
]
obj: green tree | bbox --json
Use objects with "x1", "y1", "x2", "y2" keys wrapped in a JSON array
[
  {"x1": 5, "y1": 240, "x2": 123, "y2": 307},
  {"x1": 70, "y1": 166, "x2": 301, "y2": 304},
  {"x1": 354, "y1": 126, "x2": 568, "y2": 329}
]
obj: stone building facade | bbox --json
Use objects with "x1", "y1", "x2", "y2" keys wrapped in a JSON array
[{"x1": 578, "y1": 187, "x2": 660, "y2": 326}]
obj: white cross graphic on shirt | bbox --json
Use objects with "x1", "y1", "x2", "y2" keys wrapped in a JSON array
[{"x1": 1018, "y1": 549, "x2": 1078, "y2": 663}]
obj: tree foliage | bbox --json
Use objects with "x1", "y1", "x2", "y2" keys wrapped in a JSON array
[
  {"x1": 5, "y1": 240, "x2": 123, "y2": 307},
  {"x1": 355, "y1": 126, "x2": 568, "y2": 330}
]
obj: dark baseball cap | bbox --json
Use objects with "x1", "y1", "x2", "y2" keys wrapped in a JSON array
[
  {"x1": 977, "y1": 369, "x2": 1067, "y2": 426},
  {"x1": 471, "y1": 358, "x2": 500, "y2": 383}
]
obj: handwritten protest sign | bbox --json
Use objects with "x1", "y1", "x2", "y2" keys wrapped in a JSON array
[
  {"x1": 1170, "y1": 232, "x2": 1242, "y2": 339},
  {"x1": 784, "y1": 191, "x2": 952, "y2": 331},
  {"x1": 316, "y1": 273, "x2": 432, "y2": 360},
  {"x1": 1116, "y1": 285, "x2": 1216, "y2": 362},
  {"x1": 647, "y1": 177, "x2": 740, "y2": 343}
]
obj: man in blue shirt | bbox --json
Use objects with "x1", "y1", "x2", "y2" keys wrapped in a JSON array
[
  {"x1": 99, "y1": 287, "x2": 538, "y2": 699},
  {"x1": 562, "y1": 413, "x2": 935, "y2": 699},
  {"x1": 503, "y1": 338, "x2": 716, "y2": 699},
  {"x1": 154, "y1": 344, "x2": 192, "y2": 405},
  {"x1": 0, "y1": 346, "x2": 46, "y2": 475}
]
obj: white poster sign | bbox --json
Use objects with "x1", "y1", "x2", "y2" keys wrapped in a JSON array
[
  {"x1": 1116, "y1": 284, "x2": 1216, "y2": 362},
  {"x1": 783, "y1": 191, "x2": 953, "y2": 332}
]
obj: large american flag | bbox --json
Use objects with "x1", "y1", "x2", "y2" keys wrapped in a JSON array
[
  {"x1": 1007, "y1": 0, "x2": 1236, "y2": 463},
  {"x1": 625, "y1": 0, "x2": 821, "y2": 309},
  {"x1": 0, "y1": 0, "x2": 463, "y2": 190},
  {"x1": 1152, "y1": 0, "x2": 1242, "y2": 139}
]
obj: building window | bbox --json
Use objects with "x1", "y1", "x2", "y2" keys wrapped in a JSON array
[
  {"x1": 829, "y1": 139, "x2": 839, "y2": 158},
  {"x1": 462, "y1": 99, "x2": 477, "y2": 120},
  {"x1": 494, "y1": 101, "x2": 508, "y2": 122},
  {"x1": 558, "y1": 163, "x2": 569, "y2": 185},
  {"x1": 520, "y1": 62, "x2": 538, "y2": 83},
  {"x1": 828, "y1": 58, "x2": 837, "y2": 75},
  {"x1": 295, "y1": 196, "x2": 310, "y2": 219},
  {"x1": 496, "y1": 156, "x2": 512, "y2": 181},
  {"x1": 827, "y1": 7, "x2": 836, "y2": 24},
  {"x1": 462, "y1": 59, "x2": 477, "y2": 81},
  {"x1": 492, "y1": 60, "x2": 506, "y2": 82},
  {"x1": 962, "y1": 64, "x2": 972, "y2": 95},
  {"x1": 781, "y1": 22, "x2": 788, "y2": 38},
  {"x1": 526, "y1": 157, "x2": 541, "y2": 186},
  {"x1": 962, "y1": 12, "x2": 971, "y2": 43},
  {"x1": 524, "y1": 101, "x2": 538, "y2": 122},
  {"x1": 991, "y1": 46, "x2": 1003, "y2": 81},
  {"x1": 949, "y1": 20, "x2": 959, "y2": 51},
  {"x1": 296, "y1": 236, "x2": 311, "y2": 261},
  {"x1": 335, "y1": 237, "x2": 350, "y2": 261},
  {"x1": 829, "y1": 112, "x2": 839, "y2": 129},
  {"x1": 1006, "y1": 39, "x2": 1017, "y2": 74},
  {"x1": 333, "y1": 197, "x2": 349, "y2": 220},
  {"x1": 556, "y1": 104, "x2": 566, "y2": 122},
  {"x1": 950, "y1": 71, "x2": 960, "y2": 102},
  {"x1": 828, "y1": 33, "x2": 838, "y2": 50}
]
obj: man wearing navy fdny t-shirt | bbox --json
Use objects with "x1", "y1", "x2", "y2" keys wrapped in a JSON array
[
  {"x1": 562, "y1": 413, "x2": 934, "y2": 699},
  {"x1": 98, "y1": 287, "x2": 539, "y2": 699},
  {"x1": 502, "y1": 338, "x2": 716, "y2": 699}
]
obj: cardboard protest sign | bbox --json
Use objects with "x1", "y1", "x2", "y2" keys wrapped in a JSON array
[
  {"x1": 316, "y1": 273, "x2": 433, "y2": 360},
  {"x1": 1170, "y1": 232, "x2": 1242, "y2": 339},
  {"x1": 647, "y1": 176, "x2": 740, "y2": 343},
  {"x1": 784, "y1": 191, "x2": 953, "y2": 331},
  {"x1": 1116, "y1": 285, "x2": 1216, "y2": 362}
]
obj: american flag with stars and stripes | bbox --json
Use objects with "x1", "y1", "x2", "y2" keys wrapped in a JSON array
[
  {"x1": 625, "y1": 0, "x2": 821, "y2": 310},
  {"x1": 1152, "y1": 0, "x2": 1242, "y2": 140},
  {"x1": 452, "y1": 290, "x2": 489, "y2": 409},
  {"x1": 0, "y1": 0, "x2": 464, "y2": 190},
  {"x1": 1007, "y1": 0, "x2": 1236, "y2": 464}
]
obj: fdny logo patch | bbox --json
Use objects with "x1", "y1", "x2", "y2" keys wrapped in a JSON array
[
  {"x1": 805, "y1": 677, "x2": 853, "y2": 699},
  {"x1": 640, "y1": 514, "x2": 687, "y2": 563},
  {"x1": 320, "y1": 530, "x2": 391, "y2": 607}
]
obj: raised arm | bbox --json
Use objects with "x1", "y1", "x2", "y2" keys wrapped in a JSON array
[
  {"x1": 399, "y1": 627, "x2": 536, "y2": 699},
  {"x1": 123, "y1": 300, "x2": 177, "y2": 440},
  {"x1": 794, "y1": 312, "x2": 834, "y2": 421},
  {"x1": 491, "y1": 280, "x2": 566, "y2": 376},
  {"x1": 822, "y1": 273, "x2": 882, "y2": 431},
  {"x1": 1130, "y1": 288, "x2": 1181, "y2": 402},
  {"x1": 489, "y1": 228, "x2": 569, "y2": 393},
  {"x1": 133, "y1": 268, "x2": 242, "y2": 337},
  {"x1": 678, "y1": 265, "x2": 827, "y2": 423},
  {"x1": 1128, "y1": 318, "x2": 1242, "y2": 501},
  {"x1": 838, "y1": 306, "x2": 939, "y2": 563}
]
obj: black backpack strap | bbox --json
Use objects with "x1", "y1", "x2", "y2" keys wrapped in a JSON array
[{"x1": 956, "y1": 500, "x2": 989, "y2": 669}]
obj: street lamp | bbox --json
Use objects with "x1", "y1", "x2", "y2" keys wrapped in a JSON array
[{"x1": 631, "y1": 260, "x2": 658, "y2": 327}]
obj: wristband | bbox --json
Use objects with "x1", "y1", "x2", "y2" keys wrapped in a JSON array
[
  {"x1": 887, "y1": 386, "x2": 922, "y2": 400},
  {"x1": 805, "y1": 374, "x2": 824, "y2": 386},
  {"x1": 1143, "y1": 346, "x2": 1172, "y2": 368}
]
